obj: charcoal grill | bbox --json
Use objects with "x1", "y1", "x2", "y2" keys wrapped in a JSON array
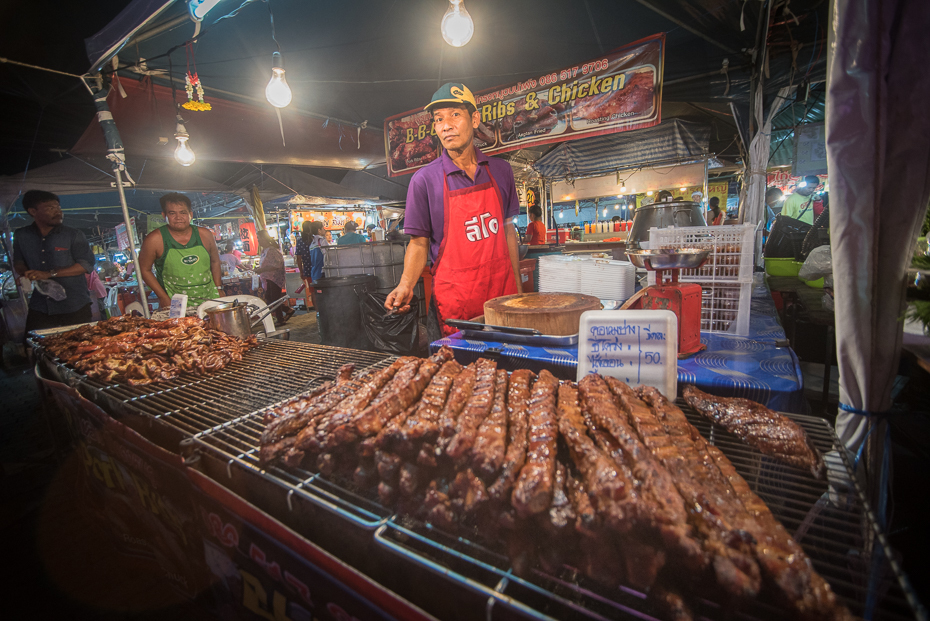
[{"x1": 189, "y1": 390, "x2": 926, "y2": 621}]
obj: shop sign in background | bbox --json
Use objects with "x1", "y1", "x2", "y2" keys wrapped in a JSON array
[
  {"x1": 385, "y1": 34, "x2": 664, "y2": 176},
  {"x1": 115, "y1": 217, "x2": 137, "y2": 251}
]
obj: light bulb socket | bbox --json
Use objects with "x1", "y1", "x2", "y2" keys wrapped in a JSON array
[{"x1": 272, "y1": 51, "x2": 284, "y2": 70}]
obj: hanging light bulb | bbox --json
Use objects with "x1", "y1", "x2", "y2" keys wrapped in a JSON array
[
  {"x1": 265, "y1": 52, "x2": 292, "y2": 108},
  {"x1": 174, "y1": 117, "x2": 195, "y2": 166},
  {"x1": 620, "y1": 185, "x2": 628, "y2": 193},
  {"x1": 602, "y1": 208, "x2": 608, "y2": 217},
  {"x1": 646, "y1": 190, "x2": 654, "y2": 196},
  {"x1": 441, "y1": 0, "x2": 475, "y2": 47},
  {"x1": 680, "y1": 186, "x2": 687, "y2": 192},
  {"x1": 614, "y1": 204, "x2": 619, "y2": 210},
  {"x1": 558, "y1": 210, "x2": 564, "y2": 219}
]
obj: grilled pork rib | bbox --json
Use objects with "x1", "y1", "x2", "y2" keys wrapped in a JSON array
[{"x1": 683, "y1": 385, "x2": 825, "y2": 479}]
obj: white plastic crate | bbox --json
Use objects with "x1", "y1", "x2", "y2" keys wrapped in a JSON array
[
  {"x1": 699, "y1": 281, "x2": 751, "y2": 336},
  {"x1": 649, "y1": 223, "x2": 755, "y2": 283}
]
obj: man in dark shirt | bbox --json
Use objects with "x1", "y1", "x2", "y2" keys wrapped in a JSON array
[{"x1": 13, "y1": 190, "x2": 95, "y2": 333}]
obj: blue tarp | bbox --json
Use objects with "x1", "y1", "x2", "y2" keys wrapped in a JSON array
[{"x1": 532, "y1": 119, "x2": 710, "y2": 179}]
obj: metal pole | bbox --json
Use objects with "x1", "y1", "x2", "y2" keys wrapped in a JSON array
[
  {"x1": 276, "y1": 212, "x2": 283, "y2": 253},
  {"x1": 703, "y1": 156, "x2": 709, "y2": 218},
  {"x1": 113, "y1": 167, "x2": 149, "y2": 318}
]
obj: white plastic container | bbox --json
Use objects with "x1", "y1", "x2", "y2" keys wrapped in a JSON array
[
  {"x1": 699, "y1": 281, "x2": 752, "y2": 336},
  {"x1": 648, "y1": 223, "x2": 756, "y2": 283}
]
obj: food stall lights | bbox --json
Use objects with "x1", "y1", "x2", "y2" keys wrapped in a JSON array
[
  {"x1": 614, "y1": 204, "x2": 619, "y2": 209},
  {"x1": 558, "y1": 210, "x2": 564, "y2": 218},
  {"x1": 680, "y1": 186, "x2": 687, "y2": 192},
  {"x1": 647, "y1": 190, "x2": 654, "y2": 196},
  {"x1": 441, "y1": 0, "x2": 474, "y2": 47},
  {"x1": 265, "y1": 52, "x2": 292, "y2": 108},
  {"x1": 188, "y1": 0, "x2": 223, "y2": 21},
  {"x1": 620, "y1": 185, "x2": 628, "y2": 193},
  {"x1": 174, "y1": 117, "x2": 195, "y2": 166},
  {"x1": 603, "y1": 208, "x2": 608, "y2": 216}
]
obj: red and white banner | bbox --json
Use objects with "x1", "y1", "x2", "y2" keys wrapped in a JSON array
[{"x1": 385, "y1": 34, "x2": 665, "y2": 176}]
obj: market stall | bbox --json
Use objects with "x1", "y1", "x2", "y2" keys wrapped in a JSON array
[
  {"x1": 30, "y1": 320, "x2": 922, "y2": 621},
  {"x1": 7, "y1": 0, "x2": 924, "y2": 618}
]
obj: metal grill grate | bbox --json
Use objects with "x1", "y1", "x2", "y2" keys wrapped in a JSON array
[
  {"x1": 68, "y1": 340, "x2": 394, "y2": 436},
  {"x1": 190, "y1": 389, "x2": 924, "y2": 621}
]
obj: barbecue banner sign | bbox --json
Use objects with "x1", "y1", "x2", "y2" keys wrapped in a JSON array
[
  {"x1": 385, "y1": 33, "x2": 664, "y2": 176},
  {"x1": 37, "y1": 373, "x2": 208, "y2": 601},
  {"x1": 187, "y1": 469, "x2": 434, "y2": 621}
]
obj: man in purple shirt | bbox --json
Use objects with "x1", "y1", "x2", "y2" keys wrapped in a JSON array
[{"x1": 386, "y1": 83, "x2": 522, "y2": 341}]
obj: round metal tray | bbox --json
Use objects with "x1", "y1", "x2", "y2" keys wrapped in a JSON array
[{"x1": 626, "y1": 248, "x2": 709, "y2": 270}]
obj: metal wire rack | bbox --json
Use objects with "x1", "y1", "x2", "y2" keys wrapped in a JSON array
[
  {"x1": 45, "y1": 339, "x2": 394, "y2": 436},
  {"x1": 188, "y1": 388, "x2": 925, "y2": 621}
]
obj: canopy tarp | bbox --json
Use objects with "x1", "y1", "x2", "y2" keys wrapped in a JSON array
[
  {"x1": 532, "y1": 119, "x2": 710, "y2": 179},
  {"x1": 0, "y1": 155, "x2": 232, "y2": 209},
  {"x1": 83, "y1": 1, "x2": 822, "y2": 145},
  {"x1": 71, "y1": 78, "x2": 385, "y2": 169},
  {"x1": 221, "y1": 165, "x2": 384, "y2": 207}
]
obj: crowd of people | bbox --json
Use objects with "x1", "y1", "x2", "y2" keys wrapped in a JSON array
[{"x1": 10, "y1": 188, "x2": 389, "y2": 333}]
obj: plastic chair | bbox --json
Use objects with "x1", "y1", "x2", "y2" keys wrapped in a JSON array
[
  {"x1": 124, "y1": 301, "x2": 145, "y2": 317},
  {"x1": 196, "y1": 295, "x2": 283, "y2": 337}
]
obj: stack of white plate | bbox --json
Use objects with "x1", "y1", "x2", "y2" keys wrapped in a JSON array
[
  {"x1": 537, "y1": 255, "x2": 583, "y2": 294},
  {"x1": 537, "y1": 255, "x2": 636, "y2": 302},
  {"x1": 576, "y1": 258, "x2": 636, "y2": 301}
]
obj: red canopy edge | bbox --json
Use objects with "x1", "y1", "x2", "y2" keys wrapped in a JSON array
[{"x1": 71, "y1": 77, "x2": 386, "y2": 170}]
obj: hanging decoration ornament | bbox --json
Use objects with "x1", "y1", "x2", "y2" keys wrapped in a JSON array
[{"x1": 182, "y1": 43, "x2": 211, "y2": 111}]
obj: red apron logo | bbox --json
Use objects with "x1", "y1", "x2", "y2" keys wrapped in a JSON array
[
  {"x1": 464, "y1": 212, "x2": 499, "y2": 242},
  {"x1": 181, "y1": 254, "x2": 200, "y2": 265},
  {"x1": 54, "y1": 247, "x2": 68, "y2": 251}
]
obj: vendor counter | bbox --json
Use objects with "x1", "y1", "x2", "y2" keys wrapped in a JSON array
[{"x1": 432, "y1": 273, "x2": 807, "y2": 413}]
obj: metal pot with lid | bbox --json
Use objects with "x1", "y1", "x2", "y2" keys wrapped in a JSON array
[{"x1": 627, "y1": 200, "x2": 707, "y2": 248}]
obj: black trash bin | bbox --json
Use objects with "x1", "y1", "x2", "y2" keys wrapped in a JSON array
[{"x1": 313, "y1": 274, "x2": 378, "y2": 350}]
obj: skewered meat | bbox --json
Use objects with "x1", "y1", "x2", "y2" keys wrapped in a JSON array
[
  {"x1": 447, "y1": 358, "x2": 498, "y2": 464},
  {"x1": 41, "y1": 316, "x2": 257, "y2": 386},
  {"x1": 379, "y1": 359, "x2": 462, "y2": 456},
  {"x1": 256, "y1": 354, "x2": 851, "y2": 621},
  {"x1": 644, "y1": 387, "x2": 851, "y2": 621},
  {"x1": 315, "y1": 357, "x2": 413, "y2": 451},
  {"x1": 355, "y1": 348, "x2": 452, "y2": 437},
  {"x1": 618, "y1": 382, "x2": 762, "y2": 600},
  {"x1": 435, "y1": 364, "x2": 478, "y2": 451},
  {"x1": 487, "y1": 369, "x2": 533, "y2": 501},
  {"x1": 565, "y1": 470, "x2": 598, "y2": 537},
  {"x1": 683, "y1": 385, "x2": 825, "y2": 479},
  {"x1": 511, "y1": 370, "x2": 559, "y2": 518},
  {"x1": 470, "y1": 370, "x2": 509, "y2": 479},
  {"x1": 546, "y1": 461, "x2": 574, "y2": 531}
]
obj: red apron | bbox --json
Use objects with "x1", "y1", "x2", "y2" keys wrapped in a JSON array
[{"x1": 432, "y1": 171, "x2": 517, "y2": 336}]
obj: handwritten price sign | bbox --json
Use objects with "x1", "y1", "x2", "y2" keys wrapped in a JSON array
[{"x1": 577, "y1": 309, "x2": 678, "y2": 398}]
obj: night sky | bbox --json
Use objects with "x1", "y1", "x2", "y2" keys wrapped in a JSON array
[{"x1": 0, "y1": 1, "x2": 133, "y2": 176}]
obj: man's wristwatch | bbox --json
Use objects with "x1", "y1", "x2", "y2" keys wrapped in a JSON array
[{"x1": 49, "y1": 269, "x2": 58, "y2": 278}]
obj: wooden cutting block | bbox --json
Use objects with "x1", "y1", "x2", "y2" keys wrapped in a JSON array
[{"x1": 484, "y1": 293, "x2": 602, "y2": 335}]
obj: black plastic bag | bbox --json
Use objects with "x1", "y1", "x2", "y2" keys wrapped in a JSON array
[
  {"x1": 765, "y1": 214, "x2": 812, "y2": 260},
  {"x1": 360, "y1": 291, "x2": 420, "y2": 355}
]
